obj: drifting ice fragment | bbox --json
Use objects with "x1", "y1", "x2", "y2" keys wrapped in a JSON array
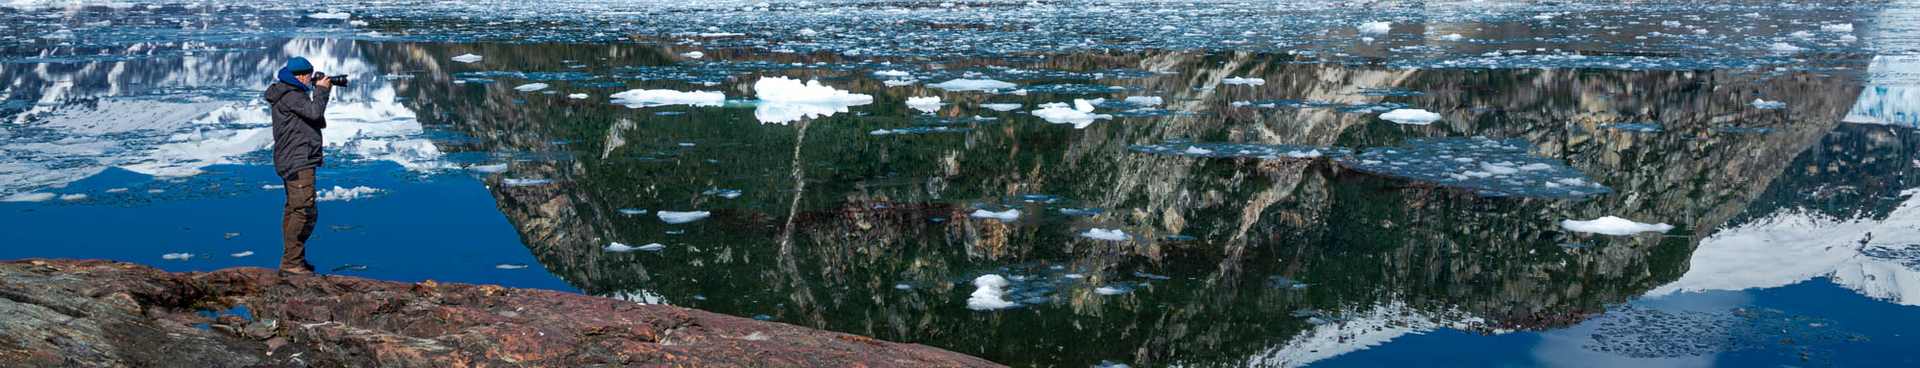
[
  {"x1": 308, "y1": 11, "x2": 350, "y2": 20},
  {"x1": 1094, "y1": 285, "x2": 1133, "y2": 295},
  {"x1": 1, "y1": 193, "x2": 54, "y2": 202},
  {"x1": 1123, "y1": 96, "x2": 1163, "y2": 106},
  {"x1": 1032, "y1": 99, "x2": 1112, "y2": 128},
  {"x1": 1081, "y1": 228, "x2": 1131, "y2": 241},
  {"x1": 753, "y1": 77, "x2": 874, "y2": 123},
  {"x1": 1560, "y1": 216, "x2": 1673, "y2": 235},
  {"x1": 316, "y1": 186, "x2": 382, "y2": 202},
  {"x1": 567, "y1": 93, "x2": 590, "y2": 100},
  {"x1": 1357, "y1": 21, "x2": 1391, "y2": 35},
  {"x1": 161, "y1": 253, "x2": 193, "y2": 261},
  {"x1": 657, "y1": 211, "x2": 712, "y2": 224},
  {"x1": 906, "y1": 96, "x2": 942, "y2": 113},
  {"x1": 1379, "y1": 109, "x2": 1441, "y2": 125},
  {"x1": 1769, "y1": 42, "x2": 1805, "y2": 53},
  {"x1": 929, "y1": 79, "x2": 1017, "y2": 91},
  {"x1": 502, "y1": 178, "x2": 552, "y2": 187},
  {"x1": 451, "y1": 54, "x2": 483, "y2": 63},
  {"x1": 967, "y1": 274, "x2": 1018, "y2": 310},
  {"x1": 970, "y1": 209, "x2": 1021, "y2": 221},
  {"x1": 610, "y1": 89, "x2": 725, "y2": 108},
  {"x1": 618, "y1": 208, "x2": 649, "y2": 216},
  {"x1": 874, "y1": 70, "x2": 911, "y2": 78},
  {"x1": 514, "y1": 83, "x2": 549, "y2": 92},
  {"x1": 469, "y1": 163, "x2": 509, "y2": 173},
  {"x1": 636, "y1": 243, "x2": 667, "y2": 251},
  {"x1": 59, "y1": 194, "x2": 87, "y2": 201},
  {"x1": 681, "y1": 51, "x2": 705, "y2": 59},
  {"x1": 980, "y1": 103, "x2": 1023, "y2": 111},
  {"x1": 230, "y1": 251, "x2": 254, "y2": 258},
  {"x1": 1222, "y1": 77, "x2": 1264, "y2": 86},
  {"x1": 605, "y1": 242, "x2": 643, "y2": 252},
  {"x1": 1751, "y1": 99, "x2": 1787, "y2": 109}
]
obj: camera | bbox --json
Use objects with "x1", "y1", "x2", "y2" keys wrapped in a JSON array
[{"x1": 310, "y1": 72, "x2": 350, "y2": 87}]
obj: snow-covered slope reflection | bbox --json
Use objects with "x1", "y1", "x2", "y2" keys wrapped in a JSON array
[
  {"x1": 1239, "y1": 302, "x2": 1490, "y2": 367},
  {"x1": 1842, "y1": 55, "x2": 1920, "y2": 128},
  {"x1": 1649, "y1": 189, "x2": 1920, "y2": 306},
  {"x1": 0, "y1": 38, "x2": 436, "y2": 197}
]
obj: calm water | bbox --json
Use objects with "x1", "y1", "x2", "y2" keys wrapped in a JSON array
[{"x1": 3, "y1": 1, "x2": 1920, "y2": 367}]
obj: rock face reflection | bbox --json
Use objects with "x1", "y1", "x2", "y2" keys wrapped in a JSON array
[{"x1": 376, "y1": 42, "x2": 1869, "y2": 366}]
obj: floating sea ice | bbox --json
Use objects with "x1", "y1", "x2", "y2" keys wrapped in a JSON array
[
  {"x1": 657, "y1": 210, "x2": 712, "y2": 224},
  {"x1": 1081, "y1": 228, "x2": 1131, "y2": 241},
  {"x1": 928, "y1": 78, "x2": 1017, "y2": 92},
  {"x1": 610, "y1": 89, "x2": 726, "y2": 108},
  {"x1": 105, "y1": 188, "x2": 128, "y2": 193},
  {"x1": 604, "y1": 242, "x2": 641, "y2": 252},
  {"x1": 681, "y1": 51, "x2": 705, "y2": 59},
  {"x1": 1379, "y1": 109, "x2": 1441, "y2": 125},
  {"x1": 1560, "y1": 216, "x2": 1674, "y2": 236},
  {"x1": 1439, "y1": 33, "x2": 1465, "y2": 41},
  {"x1": 59, "y1": 194, "x2": 87, "y2": 201},
  {"x1": 636, "y1": 243, "x2": 667, "y2": 251},
  {"x1": 1357, "y1": 21, "x2": 1391, "y2": 35},
  {"x1": 1094, "y1": 285, "x2": 1132, "y2": 295},
  {"x1": 798, "y1": 28, "x2": 820, "y2": 37},
  {"x1": 1123, "y1": 96, "x2": 1163, "y2": 106},
  {"x1": 161, "y1": 253, "x2": 193, "y2": 261},
  {"x1": 230, "y1": 251, "x2": 254, "y2": 258},
  {"x1": 1769, "y1": 42, "x2": 1805, "y2": 53},
  {"x1": 451, "y1": 53, "x2": 483, "y2": 63},
  {"x1": 702, "y1": 188, "x2": 743, "y2": 199},
  {"x1": 873, "y1": 70, "x2": 911, "y2": 78},
  {"x1": 906, "y1": 96, "x2": 942, "y2": 113},
  {"x1": 882, "y1": 79, "x2": 916, "y2": 87},
  {"x1": 514, "y1": 83, "x2": 549, "y2": 92},
  {"x1": 469, "y1": 163, "x2": 509, "y2": 173},
  {"x1": 1031, "y1": 99, "x2": 1112, "y2": 128},
  {"x1": 567, "y1": 93, "x2": 590, "y2": 100},
  {"x1": 1, "y1": 193, "x2": 54, "y2": 202},
  {"x1": 970, "y1": 208, "x2": 1021, "y2": 221},
  {"x1": 1751, "y1": 99, "x2": 1786, "y2": 109},
  {"x1": 495, "y1": 263, "x2": 529, "y2": 270},
  {"x1": 1821, "y1": 23, "x2": 1854, "y2": 33},
  {"x1": 1339, "y1": 137, "x2": 1609, "y2": 198},
  {"x1": 980, "y1": 103, "x2": 1023, "y2": 112},
  {"x1": 502, "y1": 178, "x2": 552, "y2": 187},
  {"x1": 966, "y1": 274, "x2": 1018, "y2": 310},
  {"x1": 1222, "y1": 77, "x2": 1264, "y2": 86},
  {"x1": 617, "y1": 208, "x2": 649, "y2": 216},
  {"x1": 307, "y1": 11, "x2": 350, "y2": 20},
  {"x1": 316, "y1": 186, "x2": 382, "y2": 202},
  {"x1": 755, "y1": 77, "x2": 873, "y2": 104}
]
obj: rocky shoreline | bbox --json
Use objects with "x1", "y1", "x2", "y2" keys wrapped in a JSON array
[{"x1": 0, "y1": 259, "x2": 1000, "y2": 367}]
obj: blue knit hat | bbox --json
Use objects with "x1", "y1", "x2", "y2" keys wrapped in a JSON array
[{"x1": 285, "y1": 57, "x2": 313, "y2": 74}]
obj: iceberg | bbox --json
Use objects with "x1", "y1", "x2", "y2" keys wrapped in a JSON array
[
  {"x1": 657, "y1": 210, "x2": 712, "y2": 224},
  {"x1": 1123, "y1": 96, "x2": 1163, "y2": 106},
  {"x1": 1031, "y1": 99, "x2": 1112, "y2": 129},
  {"x1": 1751, "y1": 98, "x2": 1787, "y2": 109},
  {"x1": 966, "y1": 274, "x2": 1018, "y2": 310},
  {"x1": 1357, "y1": 21, "x2": 1391, "y2": 35},
  {"x1": 451, "y1": 54, "x2": 483, "y2": 63},
  {"x1": 928, "y1": 79, "x2": 1017, "y2": 92},
  {"x1": 873, "y1": 70, "x2": 911, "y2": 78},
  {"x1": 1560, "y1": 216, "x2": 1674, "y2": 236},
  {"x1": 161, "y1": 253, "x2": 193, "y2": 261},
  {"x1": 610, "y1": 89, "x2": 726, "y2": 108},
  {"x1": 906, "y1": 96, "x2": 942, "y2": 113},
  {"x1": 308, "y1": 11, "x2": 351, "y2": 20},
  {"x1": 316, "y1": 186, "x2": 382, "y2": 202},
  {"x1": 567, "y1": 93, "x2": 590, "y2": 100},
  {"x1": 752, "y1": 77, "x2": 872, "y2": 124},
  {"x1": 1222, "y1": 77, "x2": 1264, "y2": 86},
  {"x1": 969, "y1": 209, "x2": 1021, "y2": 221},
  {"x1": 2, "y1": 193, "x2": 55, "y2": 202},
  {"x1": 230, "y1": 251, "x2": 254, "y2": 258},
  {"x1": 1081, "y1": 228, "x2": 1131, "y2": 241},
  {"x1": 514, "y1": 83, "x2": 549, "y2": 92},
  {"x1": 1378, "y1": 109, "x2": 1441, "y2": 125},
  {"x1": 681, "y1": 51, "x2": 705, "y2": 59},
  {"x1": 980, "y1": 103, "x2": 1023, "y2": 112}
]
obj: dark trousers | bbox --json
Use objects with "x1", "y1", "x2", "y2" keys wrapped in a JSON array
[{"x1": 281, "y1": 169, "x2": 317, "y2": 270}]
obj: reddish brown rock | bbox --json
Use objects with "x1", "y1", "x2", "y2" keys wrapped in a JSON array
[{"x1": 0, "y1": 259, "x2": 1002, "y2": 368}]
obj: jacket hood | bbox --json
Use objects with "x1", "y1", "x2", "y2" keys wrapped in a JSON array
[{"x1": 276, "y1": 66, "x2": 310, "y2": 93}]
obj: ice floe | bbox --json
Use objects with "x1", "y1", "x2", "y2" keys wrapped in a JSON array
[
  {"x1": 514, "y1": 83, "x2": 549, "y2": 92},
  {"x1": 969, "y1": 208, "x2": 1021, "y2": 221},
  {"x1": 1357, "y1": 21, "x2": 1392, "y2": 35},
  {"x1": 1081, "y1": 228, "x2": 1131, "y2": 241},
  {"x1": 451, "y1": 53, "x2": 483, "y2": 63},
  {"x1": 752, "y1": 77, "x2": 873, "y2": 124},
  {"x1": 610, "y1": 89, "x2": 726, "y2": 108},
  {"x1": 316, "y1": 186, "x2": 382, "y2": 202},
  {"x1": 1338, "y1": 137, "x2": 1610, "y2": 198},
  {"x1": 980, "y1": 103, "x2": 1023, "y2": 112},
  {"x1": 230, "y1": 251, "x2": 254, "y2": 258},
  {"x1": 1031, "y1": 99, "x2": 1111, "y2": 128},
  {"x1": 681, "y1": 51, "x2": 705, "y2": 59},
  {"x1": 1131, "y1": 142, "x2": 1343, "y2": 160},
  {"x1": 657, "y1": 210, "x2": 712, "y2": 224},
  {"x1": 568, "y1": 93, "x2": 590, "y2": 100},
  {"x1": 1560, "y1": 216, "x2": 1674, "y2": 236},
  {"x1": 307, "y1": 11, "x2": 351, "y2": 20},
  {"x1": 1222, "y1": 77, "x2": 1265, "y2": 86},
  {"x1": 59, "y1": 194, "x2": 87, "y2": 201},
  {"x1": 906, "y1": 96, "x2": 942, "y2": 113},
  {"x1": 966, "y1": 274, "x2": 1018, "y2": 311},
  {"x1": 161, "y1": 253, "x2": 193, "y2": 261},
  {"x1": 1378, "y1": 109, "x2": 1441, "y2": 125},
  {"x1": 928, "y1": 79, "x2": 1016, "y2": 92},
  {"x1": 2, "y1": 193, "x2": 55, "y2": 202},
  {"x1": 502, "y1": 178, "x2": 552, "y2": 187},
  {"x1": 1751, "y1": 98, "x2": 1787, "y2": 109}
]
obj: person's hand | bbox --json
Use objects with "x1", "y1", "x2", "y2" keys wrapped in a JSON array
[{"x1": 315, "y1": 76, "x2": 333, "y2": 89}]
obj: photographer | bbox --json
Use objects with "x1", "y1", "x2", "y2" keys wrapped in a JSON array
[{"x1": 265, "y1": 56, "x2": 335, "y2": 275}]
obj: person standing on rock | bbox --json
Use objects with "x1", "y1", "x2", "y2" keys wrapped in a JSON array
[{"x1": 265, "y1": 57, "x2": 333, "y2": 274}]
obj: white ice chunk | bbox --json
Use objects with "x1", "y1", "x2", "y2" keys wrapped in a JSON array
[
  {"x1": 755, "y1": 77, "x2": 874, "y2": 104},
  {"x1": 1094, "y1": 286, "x2": 1131, "y2": 295},
  {"x1": 1379, "y1": 109, "x2": 1441, "y2": 125},
  {"x1": 980, "y1": 103, "x2": 1023, "y2": 112},
  {"x1": 907, "y1": 96, "x2": 942, "y2": 113},
  {"x1": 1439, "y1": 33, "x2": 1465, "y2": 41},
  {"x1": 1560, "y1": 216, "x2": 1674, "y2": 236},
  {"x1": 1357, "y1": 21, "x2": 1391, "y2": 35},
  {"x1": 1821, "y1": 23, "x2": 1854, "y2": 33},
  {"x1": 657, "y1": 210, "x2": 712, "y2": 224},
  {"x1": 1222, "y1": 77, "x2": 1264, "y2": 86},
  {"x1": 469, "y1": 163, "x2": 509, "y2": 173},
  {"x1": 316, "y1": 186, "x2": 382, "y2": 202},
  {"x1": 59, "y1": 193, "x2": 87, "y2": 201},
  {"x1": 1031, "y1": 99, "x2": 1113, "y2": 128},
  {"x1": 451, "y1": 54, "x2": 483, "y2": 63},
  {"x1": 161, "y1": 253, "x2": 193, "y2": 261},
  {"x1": 1751, "y1": 99, "x2": 1787, "y2": 109},
  {"x1": 1, "y1": 193, "x2": 55, "y2": 202},
  {"x1": 307, "y1": 11, "x2": 350, "y2": 20},
  {"x1": 970, "y1": 209, "x2": 1021, "y2": 221},
  {"x1": 966, "y1": 274, "x2": 1018, "y2": 310},
  {"x1": 230, "y1": 251, "x2": 254, "y2": 258},
  {"x1": 928, "y1": 79, "x2": 1017, "y2": 91},
  {"x1": 1769, "y1": 42, "x2": 1805, "y2": 53},
  {"x1": 568, "y1": 93, "x2": 590, "y2": 100},
  {"x1": 1184, "y1": 146, "x2": 1214, "y2": 155},
  {"x1": 611, "y1": 89, "x2": 726, "y2": 108},
  {"x1": 681, "y1": 51, "x2": 705, "y2": 59},
  {"x1": 514, "y1": 83, "x2": 549, "y2": 92},
  {"x1": 1123, "y1": 96, "x2": 1163, "y2": 106},
  {"x1": 1081, "y1": 228, "x2": 1131, "y2": 241},
  {"x1": 873, "y1": 70, "x2": 911, "y2": 78}
]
